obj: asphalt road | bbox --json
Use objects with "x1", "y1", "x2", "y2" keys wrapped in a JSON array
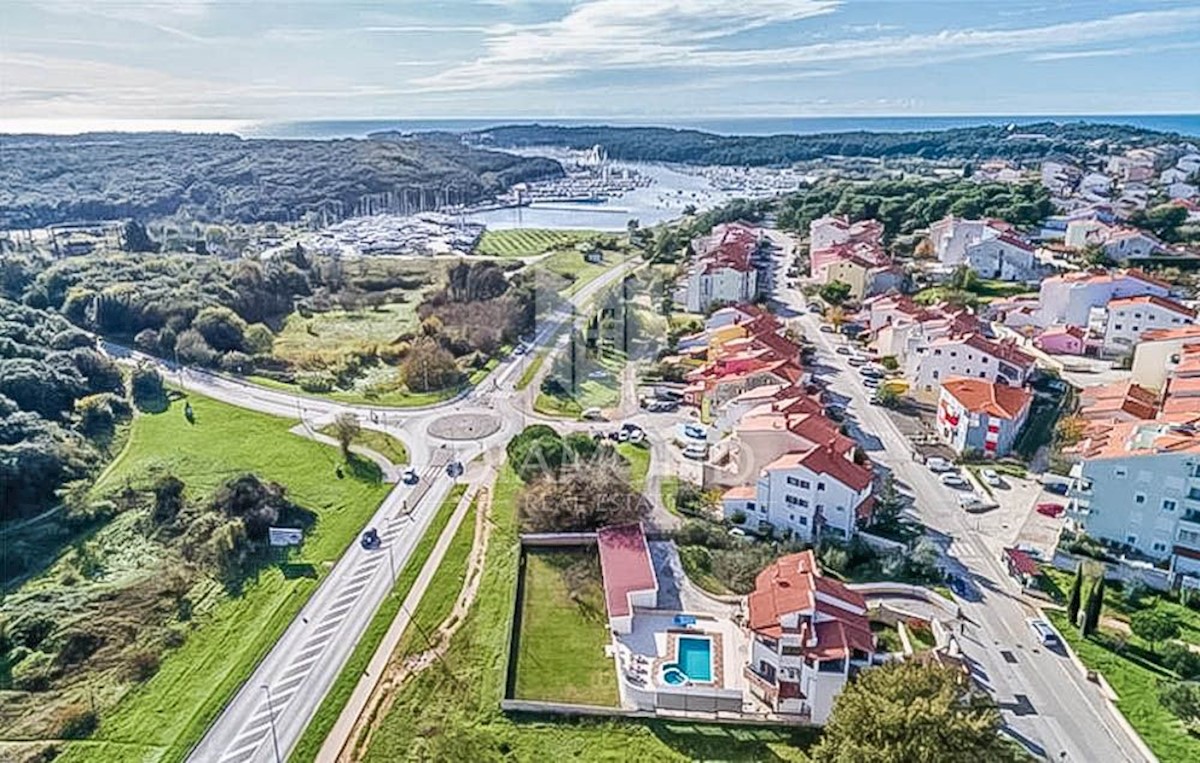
[
  {"x1": 785, "y1": 289, "x2": 1147, "y2": 762},
  {"x1": 156, "y1": 260, "x2": 640, "y2": 763}
]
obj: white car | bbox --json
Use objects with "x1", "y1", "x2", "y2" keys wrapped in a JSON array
[
  {"x1": 940, "y1": 472, "x2": 968, "y2": 488},
  {"x1": 682, "y1": 442, "x2": 708, "y2": 460},
  {"x1": 581, "y1": 408, "x2": 606, "y2": 421},
  {"x1": 926, "y1": 457, "x2": 954, "y2": 472},
  {"x1": 1027, "y1": 618, "x2": 1061, "y2": 647},
  {"x1": 981, "y1": 468, "x2": 1002, "y2": 487}
]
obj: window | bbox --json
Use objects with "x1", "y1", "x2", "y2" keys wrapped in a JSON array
[
  {"x1": 981, "y1": 357, "x2": 988, "y2": 363},
  {"x1": 1152, "y1": 541, "x2": 1168, "y2": 554},
  {"x1": 1134, "y1": 493, "x2": 1146, "y2": 504},
  {"x1": 1126, "y1": 534, "x2": 1138, "y2": 546},
  {"x1": 1114, "y1": 467, "x2": 1127, "y2": 478},
  {"x1": 786, "y1": 476, "x2": 800, "y2": 487},
  {"x1": 934, "y1": 349, "x2": 942, "y2": 356},
  {"x1": 800, "y1": 480, "x2": 811, "y2": 489},
  {"x1": 817, "y1": 482, "x2": 826, "y2": 491},
  {"x1": 1114, "y1": 324, "x2": 1123, "y2": 330},
  {"x1": 950, "y1": 351, "x2": 957, "y2": 357},
  {"x1": 747, "y1": 502, "x2": 756, "y2": 510},
  {"x1": 797, "y1": 516, "x2": 808, "y2": 526},
  {"x1": 785, "y1": 495, "x2": 809, "y2": 508},
  {"x1": 1163, "y1": 499, "x2": 1177, "y2": 512},
  {"x1": 932, "y1": 370, "x2": 939, "y2": 379}
]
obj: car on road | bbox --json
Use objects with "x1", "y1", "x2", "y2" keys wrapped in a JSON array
[
  {"x1": 646, "y1": 400, "x2": 678, "y2": 413},
  {"x1": 868, "y1": 391, "x2": 882, "y2": 405},
  {"x1": 683, "y1": 423, "x2": 707, "y2": 441},
  {"x1": 513, "y1": 344, "x2": 528, "y2": 356},
  {"x1": 1042, "y1": 478, "x2": 1069, "y2": 495},
  {"x1": 981, "y1": 468, "x2": 1002, "y2": 487},
  {"x1": 835, "y1": 346, "x2": 852, "y2": 355},
  {"x1": 401, "y1": 468, "x2": 419, "y2": 485},
  {"x1": 859, "y1": 365, "x2": 884, "y2": 379},
  {"x1": 862, "y1": 376, "x2": 880, "y2": 388},
  {"x1": 1036, "y1": 502, "x2": 1066, "y2": 518},
  {"x1": 587, "y1": 369, "x2": 609, "y2": 380},
  {"x1": 359, "y1": 528, "x2": 381, "y2": 550},
  {"x1": 846, "y1": 355, "x2": 867, "y2": 366},
  {"x1": 819, "y1": 324, "x2": 835, "y2": 333},
  {"x1": 940, "y1": 471, "x2": 968, "y2": 488},
  {"x1": 581, "y1": 407, "x2": 606, "y2": 421},
  {"x1": 1027, "y1": 618, "x2": 1061, "y2": 647},
  {"x1": 445, "y1": 461, "x2": 465, "y2": 478},
  {"x1": 926, "y1": 456, "x2": 954, "y2": 472}
]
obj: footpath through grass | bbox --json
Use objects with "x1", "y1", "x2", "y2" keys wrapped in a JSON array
[
  {"x1": 289, "y1": 484, "x2": 467, "y2": 763},
  {"x1": 359, "y1": 462, "x2": 816, "y2": 762},
  {"x1": 59, "y1": 391, "x2": 391, "y2": 763},
  {"x1": 513, "y1": 549, "x2": 618, "y2": 706},
  {"x1": 316, "y1": 423, "x2": 409, "y2": 465}
]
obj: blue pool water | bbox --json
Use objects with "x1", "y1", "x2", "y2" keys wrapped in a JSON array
[{"x1": 676, "y1": 637, "x2": 713, "y2": 682}]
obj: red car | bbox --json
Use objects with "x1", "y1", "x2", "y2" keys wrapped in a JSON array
[{"x1": 1036, "y1": 502, "x2": 1065, "y2": 518}]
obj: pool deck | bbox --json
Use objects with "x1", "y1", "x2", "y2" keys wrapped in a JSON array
[{"x1": 613, "y1": 610, "x2": 750, "y2": 697}]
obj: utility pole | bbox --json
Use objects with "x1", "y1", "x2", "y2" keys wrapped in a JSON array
[{"x1": 262, "y1": 684, "x2": 282, "y2": 763}]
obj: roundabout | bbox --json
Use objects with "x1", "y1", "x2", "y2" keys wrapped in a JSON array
[{"x1": 426, "y1": 411, "x2": 504, "y2": 441}]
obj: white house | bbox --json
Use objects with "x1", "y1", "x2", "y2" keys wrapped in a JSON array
[
  {"x1": 1037, "y1": 269, "x2": 1172, "y2": 328},
  {"x1": 927, "y1": 216, "x2": 1015, "y2": 268},
  {"x1": 1064, "y1": 219, "x2": 1113, "y2": 250},
  {"x1": 1168, "y1": 183, "x2": 1198, "y2": 201},
  {"x1": 937, "y1": 377, "x2": 1033, "y2": 457},
  {"x1": 964, "y1": 234, "x2": 1040, "y2": 281},
  {"x1": 1069, "y1": 419, "x2": 1200, "y2": 576},
  {"x1": 1131, "y1": 325, "x2": 1200, "y2": 391},
  {"x1": 683, "y1": 223, "x2": 761, "y2": 312},
  {"x1": 1102, "y1": 295, "x2": 1196, "y2": 357},
  {"x1": 910, "y1": 333, "x2": 1035, "y2": 396},
  {"x1": 744, "y1": 550, "x2": 876, "y2": 723},
  {"x1": 1102, "y1": 228, "x2": 1164, "y2": 259},
  {"x1": 809, "y1": 215, "x2": 883, "y2": 253}
]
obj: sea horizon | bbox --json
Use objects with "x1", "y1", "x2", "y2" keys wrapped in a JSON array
[{"x1": 1, "y1": 113, "x2": 1198, "y2": 139}]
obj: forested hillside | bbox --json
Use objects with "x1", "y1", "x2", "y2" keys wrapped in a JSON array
[
  {"x1": 473, "y1": 122, "x2": 1178, "y2": 165},
  {"x1": 0, "y1": 133, "x2": 562, "y2": 228}
]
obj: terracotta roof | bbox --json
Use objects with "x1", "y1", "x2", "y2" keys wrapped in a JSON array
[
  {"x1": 1076, "y1": 417, "x2": 1200, "y2": 460},
  {"x1": 940, "y1": 377, "x2": 1033, "y2": 420},
  {"x1": 747, "y1": 551, "x2": 872, "y2": 653},
  {"x1": 762, "y1": 444, "x2": 873, "y2": 492},
  {"x1": 1079, "y1": 380, "x2": 1159, "y2": 421},
  {"x1": 931, "y1": 332, "x2": 1035, "y2": 370},
  {"x1": 1141, "y1": 325, "x2": 1200, "y2": 343},
  {"x1": 722, "y1": 485, "x2": 756, "y2": 500},
  {"x1": 1107, "y1": 294, "x2": 1196, "y2": 318},
  {"x1": 596, "y1": 523, "x2": 656, "y2": 619}
]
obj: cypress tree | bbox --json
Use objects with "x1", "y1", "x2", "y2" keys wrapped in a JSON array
[
  {"x1": 1066, "y1": 565, "x2": 1083, "y2": 626},
  {"x1": 1082, "y1": 576, "x2": 1105, "y2": 637}
]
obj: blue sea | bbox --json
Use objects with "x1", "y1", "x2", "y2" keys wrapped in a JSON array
[{"x1": 243, "y1": 114, "x2": 1200, "y2": 140}]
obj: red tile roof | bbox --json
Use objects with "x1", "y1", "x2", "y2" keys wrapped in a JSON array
[
  {"x1": 747, "y1": 550, "x2": 872, "y2": 656},
  {"x1": 1108, "y1": 294, "x2": 1196, "y2": 319},
  {"x1": 940, "y1": 377, "x2": 1033, "y2": 420},
  {"x1": 597, "y1": 523, "x2": 656, "y2": 619}
]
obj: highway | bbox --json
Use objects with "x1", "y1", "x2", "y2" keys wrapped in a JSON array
[
  {"x1": 156, "y1": 259, "x2": 639, "y2": 763},
  {"x1": 783, "y1": 289, "x2": 1148, "y2": 762}
]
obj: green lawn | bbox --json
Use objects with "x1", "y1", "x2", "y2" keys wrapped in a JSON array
[
  {"x1": 617, "y1": 442, "x2": 651, "y2": 492},
  {"x1": 532, "y1": 249, "x2": 628, "y2": 296},
  {"x1": 1042, "y1": 568, "x2": 1200, "y2": 647},
  {"x1": 246, "y1": 373, "x2": 460, "y2": 408},
  {"x1": 660, "y1": 476, "x2": 681, "y2": 516},
  {"x1": 534, "y1": 350, "x2": 624, "y2": 418},
  {"x1": 317, "y1": 423, "x2": 409, "y2": 465},
  {"x1": 358, "y1": 462, "x2": 816, "y2": 762},
  {"x1": 475, "y1": 229, "x2": 604, "y2": 258},
  {"x1": 289, "y1": 484, "x2": 467, "y2": 763},
  {"x1": 515, "y1": 350, "x2": 548, "y2": 392},
  {"x1": 1047, "y1": 611, "x2": 1200, "y2": 763},
  {"x1": 59, "y1": 391, "x2": 392, "y2": 763},
  {"x1": 392, "y1": 494, "x2": 479, "y2": 659},
  {"x1": 513, "y1": 549, "x2": 619, "y2": 706},
  {"x1": 871, "y1": 621, "x2": 905, "y2": 653},
  {"x1": 272, "y1": 302, "x2": 421, "y2": 367}
]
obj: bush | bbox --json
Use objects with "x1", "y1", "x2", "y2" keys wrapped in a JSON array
[
  {"x1": 730, "y1": 510, "x2": 747, "y2": 525},
  {"x1": 12, "y1": 650, "x2": 55, "y2": 691},
  {"x1": 52, "y1": 628, "x2": 104, "y2": 667},
  {"x1": 126, "y1": 648, "x2": 161, "y2": 681},
  {"x1": 1162, "y1": 641, "x2": 1200, "y2": 680},
  {"x1": 57, "y1": 706, "x2": 99, "y2": 739},
  {"x1": 10, "y1": 615, "x2": 56, "y2": 651},
  {"x1": 297, "y1": 371, "x2": 335, "y2": 393},
  {"x1": 130, "y1": 363, "x2": 165, "y2": 410},
  {"x1": 678, "y1": 545, "x2": 713, "y2": 575}
]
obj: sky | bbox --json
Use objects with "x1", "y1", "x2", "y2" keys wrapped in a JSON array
[{"x1": 1, "y1": 0, "x2": 1198, "y2": 128}]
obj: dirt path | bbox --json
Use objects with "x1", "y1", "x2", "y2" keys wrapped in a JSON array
[{"x1": 341, "y1": 482, "x2": 495, "y2": 762}]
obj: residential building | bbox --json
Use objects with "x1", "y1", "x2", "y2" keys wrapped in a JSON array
[
  {"x1": 1078, "y1": 380, "x2": 1159, "y2": 422},
  {"x1": 1168, "y1": 183, "x2": 1198, "y2": 201},
  {"x1": 1131, "y1": 325, "x2": 1200, "y2": 391},
  {"x1": 1041, "y1": 159, "x2": 1081, "y2": 195},
  {"x1": 937, "y1": 377, "x2": 1032, "y2": 457},
  {"x1": 1036, "y1": 269, "x2": 1172, "y2": 328},
  {"x1": 682, "y1": 222, "x2": 761, "y2": 313},
  {"x1": 1035, "y1": 325, "x2": 1089, "y2": 355},
  {"x1": 1101, "y1": 228, "x2": 1164, "y2": 259},
  {"x1": 808, "y1": 216, "x2": 887, "y2": 279},
  {"x1": 596, "y1": 523, "x2": 658, "y2": 635},
  {"x1": 1102, "y1": 295, "x2": 1196, "y2": 357},
  {"x1": 820, "y1": 255, "x2": 905, "y2": 300},
  {"x1": 743, "y1": 550, "x2": 875, "y2": 723},
  {"x1": 1069, "y1": 418, "x2": 1200, "y2": 576},
  {"x1": 927, "y1": 216, "x2": 1013, "y2": 268},
  {"x1": 910, "y1": 333, "x2": 1035, "y2": 395},
  {"x1": 963, "y1": 234, "x2": 1040, "y2": 281}
]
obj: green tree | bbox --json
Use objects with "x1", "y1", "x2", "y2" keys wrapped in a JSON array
[
  {"x1": 819, "y1": 280, "x2": 853, "y2": 306},
  {"x1": 813, "y1": 661, "x2": 1019, "y2": 763},
  {"x1": 330, "y1": 412, "x2": 360, "y2": 460},
  {"x1": 130, "y1": 364, "x2": 164, "y2": 410},
  {"x1": 123, "y1": 220, "x2": 159, "y2": 253},
  {"x1": 948, "y1": 264, "x2": 979, "y2": 292},
  {"x1": 192, "y1": 306, "x2": 248, "y2": 353},
  {"x1": 1081, "y1": 576, "x2": 1105, "y2": 638},
  {"x1": 1065, "y1": 564, "x2": 1083, "y2": 627},
  {"x1": 1158, "y1": 681, "x2": 1200, "y2": 728},
  {"x1": 1130, "y1": 610, "x2": 1180, "y2": 655}
]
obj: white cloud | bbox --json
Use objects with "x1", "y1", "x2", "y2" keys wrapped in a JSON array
[{"x1": 417, "y1": 3, "x2": 1200, "y2": 91}]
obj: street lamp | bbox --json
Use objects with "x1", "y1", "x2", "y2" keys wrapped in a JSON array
[{"x1": 261, "y1": 684, "x2": 282, "y2": 763}]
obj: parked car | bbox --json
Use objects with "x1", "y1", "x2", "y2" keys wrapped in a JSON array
[
  {"x1": 647, "y1": 400, "x2": 678, "y2": 413},
  {"x1": 926, "y1": 457, "x2": 954, "y2": 472},
  {"x1": 1027, "y1": 618, "x2": 1061, "y2": 647},
  {"x1": 402, "y1": 468, "x2": 419, "y2": 485},
  {"x1": 1043, "y1": 481, "x2": 1069, "y2": 496},
  {"x1": 862, "y1": 376, "x2": 880, "y2": 388},
  {"x1": 846, "y1": 355, "x2": 868, "y2": 366},
  {"x1": 581, "y1": 407, "x2": 606, "y2": 421},
  {"x1": 940, "y1": 472, "x2": 968, "y2": 488},
  {"x1": 835, "y1": 346, "x2": 852, "y2": 355},
  {"x1": 824, "y1": 405, "x2": 846, "y2": 422},
  {"x1": 728, "y1": 527, "x2": 747, "y2": 538},
  {"x1": 859, "y1": 365, "x2": 884, "y2": 379},
  {"x1": 819, "y1": 324, "x2": 835, "y2": 333},
  {"x1": 445, "y1": 461, "x2": 464, "y2": 478},
  {"x1": 1036, "y1": 502, "x2": 1066, "y2": 518},
  {"x1": 682, "y1": 442, "x2": 708, "y2": 460},
  {"x1": 360, "y1": 528, "x2": 381, "y2": 550},
  {"x1": 981, "y1": 468, "x2": 1001, "y2": 487},
  {"x1": 683, "y1": 424, "x2": 707, "y2": 441}
]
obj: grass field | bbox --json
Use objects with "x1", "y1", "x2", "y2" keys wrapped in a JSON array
[
  {"x1": 358, "y1": 462, "x2": 816, "y2": 762},
  {"x1": 475, "y1": 229, "x2": 604, "y2": 258},
  {"x1": 1047, "y1": 611, "x2": 1200, "y2": 762},
  {"x1": 515, "y1": 350, "x2": 548, "y2": 392},
  {"x1": 660, "y1": 476, "x2": 681, "y2": 516},
  {"x1": 532, "y1": 249, "x2": 628, "y2": 296},
  {"x1": 534, "y1": 349, "x2": 624, "y2": 419},
  {"x1": 317, "y1": 423, "x2": 409, "y2": 465},
  {"x1": 272, "y1": 302, "x2": 420, "y2": 367},
  {"x1": 617, "y1": 442, "x2": 651, "y2": 492},
  {"x1": 289, "y1": 484, "x2": 467, "y2": 763},
  {"x1": 56, "y1": 391, "x2": 391, "y2": 763},
  {"x1": 247, "y1": 373, "x2": 459, "y2": 408},
  {"x1": 513, "y1": 549, "x2": 619, "y2": 706}
]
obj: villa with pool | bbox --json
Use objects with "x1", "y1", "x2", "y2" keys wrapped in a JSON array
[{"x1": 596, "y1": 523, "x2": 877, "y2": 723}]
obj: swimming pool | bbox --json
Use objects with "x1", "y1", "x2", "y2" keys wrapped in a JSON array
[{"x1": 660, "y1": 636, "x2": 713, "y2": 685}]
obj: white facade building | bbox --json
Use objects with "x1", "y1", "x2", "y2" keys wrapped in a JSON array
[
  {"x1": 1037, "y1": 269, "x2": 1172, "y2": 328},
  {"x1": 1102, "y1": 295, "x2": 1196, "y2": 357},
  {"x1": 910, "y1": 333, "x2": 1035, "y2": 395}
]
